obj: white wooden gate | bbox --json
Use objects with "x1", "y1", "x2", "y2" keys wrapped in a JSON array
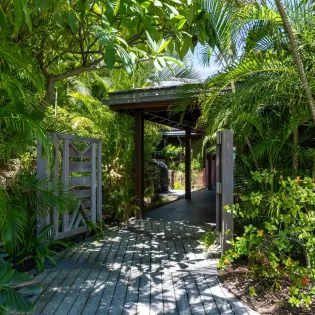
[{"x1": 37, "y1": 134, "x2": 102, "y2": 240}]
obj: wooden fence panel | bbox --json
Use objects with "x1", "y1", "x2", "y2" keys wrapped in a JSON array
[{"x1": 37, "y1": 133, "x2": 102, "y2": 240}]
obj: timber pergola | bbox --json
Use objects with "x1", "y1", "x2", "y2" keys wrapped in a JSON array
[{"x1": 104, "y1": 84, "x2": 203, "y2": 218}]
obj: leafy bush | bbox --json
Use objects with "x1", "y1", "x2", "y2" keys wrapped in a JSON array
[
  {"x1": 160, "y1": 144, "x2": 183, "y2": 171},
  {"x1": 0, "y1": 248, "x2": 41, "y2": 314},
  {"x1": 17, "y1": 217, "x2": 68, "y2": 272},
  {"x1": 200, "y1": 229, "x2": 218, "y2": 250},
  {"x1": 0, "y1": 170, "x2": 75, "y2": 271},
  {"x1": 174, "y1": 181, "x2": 185, "y2": 190},
  {"x1": 220, "y1": 171, "x2": 315, "y2": 307}
]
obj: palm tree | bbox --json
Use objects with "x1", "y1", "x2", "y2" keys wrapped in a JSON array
[
  {"x1": 199, "y1": 0, "x2": 315, "y2": 177},
  {"x1": 275, "y1": 0, "x2": 315, "y2": 125}
]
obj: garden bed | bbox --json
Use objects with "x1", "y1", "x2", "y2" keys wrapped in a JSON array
[{"x1": 218, "y1": 261, "x2": 315, "y2": 314}]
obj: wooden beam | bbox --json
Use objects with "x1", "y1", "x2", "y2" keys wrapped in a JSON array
[
  {"x1": 110, "y1": 100, "x2": 170, "y2": 111},
  {"x1": 135, "y1": 109, "x2": 144, "y2": 218},
  {"x1": 185, "y1": 127, "x2": 191, "y2": 200},
  {"x1": 143, "y1": 112, "x2": 185, "y2": 129}
]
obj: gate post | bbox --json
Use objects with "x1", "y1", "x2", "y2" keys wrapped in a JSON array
[
  {"x1": 185, "y1": 127, "x2": 192, "y2": 200},
  {"x1": 36, "y1": 141, "x2": 50, "y2": 235},
  {"x1": 216, "y1": 130, "x2": 234, "y2": 255},
  {"x1": 134, "y1": 109, "x2": 144, "y2": 219}
]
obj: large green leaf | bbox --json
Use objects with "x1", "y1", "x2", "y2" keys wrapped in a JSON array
[
  {"x1": 0, "y1": 269, "x2": 14, "y2": 285},
  {"x1": 68, "y1": 11, "x2": 77, "y2": 33},
  {"x1": 22, "y1": 2, "x2": 32, "y2": 31},
  {"x1": 0, "y1": 264, "x2": 8, "y2": 283},
  {"x1": 116, "y1": 46, "x2": 134, "y2": 76},
  {"x1": 187, "y1": 6, "x2": 194, "y2": 26},
  {"x1": 180, "y1": 37, "x2": 191, "y2": 59},
  {"x1": 13, "y1": 0, "x2": 23, "y2": 33},
  {"x1": 8, "y1": 271, "x2": 32, "y2": 286},
  {"x1": 177, "y1": 18, "x2": 186, "y2": 30},
  {"x1": 0, "y1": 5, "x2": 9, "y2": 34},
  {"x1": 164, "y1": 3, "x2": 179, "y2": 16},
  {"x1": 18, "y1": 285, "x2": 42, "y2": 296},
  {"x1": 143, "y1": 16, "x2": 157, "y2": 38},
  {"x1": 157, "y1": 39, "x2": 170, "y2": 54},
  {"x1": 1, "y1": 288, "x2": 34, "y2": 312}
]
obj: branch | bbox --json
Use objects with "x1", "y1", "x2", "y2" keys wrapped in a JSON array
[
  {"x1": 50, "y1": 57, "x2": 151, "y2": 83},
  {"x1": 87, "y1": 38, "x2": 99, "y2": 51},
  {"x1": 45, "y1": 38, "x2": 75, "y2": 68},
  {"x1": 69, "y1": 50, "x2": 102, "y2": 55},
  {"x1": 127, "y1": 28, "x2": 144, "y2": 46},
  {"x1": 50, "y1": 57, "x2": 104, "y2": 82}
]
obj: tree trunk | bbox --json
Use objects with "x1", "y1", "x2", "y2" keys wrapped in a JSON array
[
  {"x1": 275, "y1": 0, "x2": 315, "y2": 126},
  {"x1": 291, "y1": 103, "x2": 299, "y2": 175},
  {"x1": 44, "y1": 77, "x2": 55, "y2": 105},
  {"x1": 292, "y1": 128, "x2": 299, "y2": 175}
]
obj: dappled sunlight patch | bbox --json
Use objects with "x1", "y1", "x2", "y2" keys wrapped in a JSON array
[{"x1": 31, "y1": 220, "x2": 253, "y2": 313}]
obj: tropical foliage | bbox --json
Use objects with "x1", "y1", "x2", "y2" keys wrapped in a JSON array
[
  {"x1": 0, "y1": 248, "x2": 42, "y2": 314},
  {"x1": 1, "y1": 172, "x2": 74, "y2": 257},
  {"x1": 196, "y1": 0, "x2": 315, "y2": 308},
  {"x1": 221, "y1": 172, "x2": 315, "y2": 307},
  {"x1": 17, "y1": 218, "x2": 68, "y2": 272},
  {"x1": 0, "y1": 0, "x2": 208, "y2": 104},
  {"x1": 3, "y1": 0, "x2": 315, "y2": 311},
  {"x1": 200, "y1": 0, "x2": 315, "y2": 177},
  {"x1": 0, "y1": 0, "x2": 205, "y2": 281}
]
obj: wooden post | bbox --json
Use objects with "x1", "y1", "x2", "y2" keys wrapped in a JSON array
[
  {"x1": 216, "y1": 130, "x2": 234, "y2": 255},
  {"x1": 97, "y1": 141, "x2": 103, "y2": 224},
  {"x1": 36, "y1": 141, "x2": 49, "y2": 235},
  {"x1": 207, "y1": 154, "x2": 213, "y2": 190},
  {"x1": 62, "y1": 139, "x2": 70, "y2": 231},
  {"x1": 135, "y1": 109, "x2": 144, "y2": 218},
  {"x1": 185, "y1": 127, "x2": 191, "y2": 200},
  {"x1": 216, "y1": 138, "x2": 221, "y2": 232},
  {"x1": 52, "y1": 134, "x2": 59, "y2": 235},
  {"x1": 91, "y1": 143, "x2": 97, "y2": 222}
]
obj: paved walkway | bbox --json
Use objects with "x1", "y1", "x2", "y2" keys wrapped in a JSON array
[
  {"x1": 30, "y1": 218, "x2": 257, "y2": 314},
  {"x1": 146, "y1": 189, "x2": 216, "y2": 225}
]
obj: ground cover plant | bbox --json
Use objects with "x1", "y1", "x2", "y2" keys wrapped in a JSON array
[
  {"x1": 0, "y1": 248, "x2": 41, "y2": 314},
  {"x1": 219, "y1": 171, "x2": 315, "y2": 308}
]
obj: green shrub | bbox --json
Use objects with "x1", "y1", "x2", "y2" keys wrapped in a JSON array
[
  {"x1": 0, "y1": 248, "x2": 41, "y2": 314},
  {"x1": 174, "y1": 181, "x2": 184, "y2": 190},
  {"x1": 200, "y1": 229, "x2": 218, "y2": 250},
  {"x1": 160, "y1": 144, "x2": 183, "y2": 171},
  {"x1": 220, "y1": 171, "x2": 315, "y2": 307},
  {"x1": 0, "y1": 170, "x2": 75, "y2": 271},
  {"x1": 17, "y1": 216, "x2": 68, "y2": 272}
]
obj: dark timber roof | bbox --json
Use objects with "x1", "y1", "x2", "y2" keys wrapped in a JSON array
[{"x1": 104, "y1": 84, "x2": 203, "y2": 132}]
